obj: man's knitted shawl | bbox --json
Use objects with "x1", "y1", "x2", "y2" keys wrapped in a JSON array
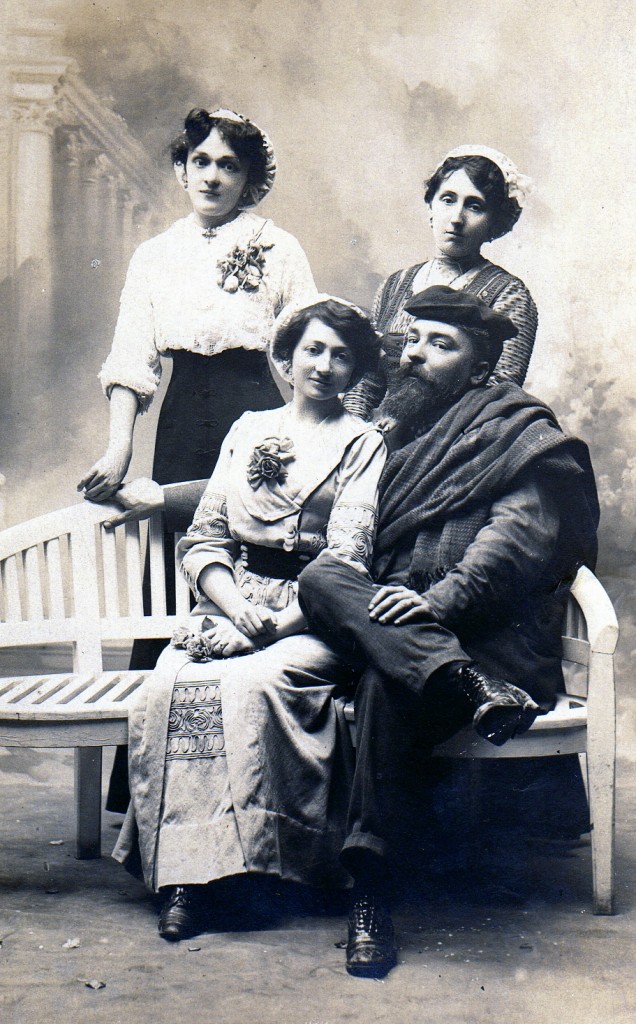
[{"x1": 375, "y1": 384, "x2": 599, "y2": 574}]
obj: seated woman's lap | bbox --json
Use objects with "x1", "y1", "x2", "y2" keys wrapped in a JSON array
[{"x1": 153, "y1": 626, "x2": 355, "y2": 690}]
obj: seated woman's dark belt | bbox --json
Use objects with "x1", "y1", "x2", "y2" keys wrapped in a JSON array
[{"x1": 241, "y1": 544, "x2": 313, "y2": 581}]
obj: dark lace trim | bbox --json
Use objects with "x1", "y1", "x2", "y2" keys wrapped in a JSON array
[{"x1": 166, "y1": 681, "x2": 226, "y2": 760}]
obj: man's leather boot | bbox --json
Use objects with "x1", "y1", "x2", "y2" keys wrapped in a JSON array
[
  {"x1": 346, "y1": 892, "x2": 397, "y2": 978},
  {"x1": 456, "y1": 663, "x2": 545, "y2": 746}
]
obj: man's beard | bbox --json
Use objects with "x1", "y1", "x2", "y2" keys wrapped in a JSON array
[{"x1": 379, "y1": 366, "x2": 466, "y2": 431}]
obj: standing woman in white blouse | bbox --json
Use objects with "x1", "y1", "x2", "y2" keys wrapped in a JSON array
[
  {"x1": 79, "y1": 107, "x2": 316, "y2": 501},
  {"x1": 78, "y1": 107, "x2": 316, "y2": 809}
]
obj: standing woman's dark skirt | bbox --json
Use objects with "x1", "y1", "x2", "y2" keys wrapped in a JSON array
[{"x1": 106, "y1": 347, "x2": 284, "y2": 811}]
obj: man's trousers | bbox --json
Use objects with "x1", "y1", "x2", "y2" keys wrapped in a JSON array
[{"x1": 298, "y1": 553, "x2": 474, "y2": 869}]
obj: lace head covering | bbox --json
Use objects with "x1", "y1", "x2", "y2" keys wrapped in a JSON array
[
  {"x1": 207, "y1": 108, "x2": 277, "y2": 208},
  {"x1": 435, "y1": 145, "x2": 533, "y2": 207},
  {"x1": 171, "y1": 108, "x2": 277, "y2": 207}
]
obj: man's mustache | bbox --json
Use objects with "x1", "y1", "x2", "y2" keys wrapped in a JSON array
[{"x1": 397, "y1": 364, "x2": 431, "y2": 387}]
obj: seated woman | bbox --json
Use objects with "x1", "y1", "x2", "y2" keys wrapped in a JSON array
[
  {"x1": 344, "y1": 145, "x2": 537, "y2": 422},
  {"x1": 112, "y1": 297, "x2": 385, "y2": 941}
]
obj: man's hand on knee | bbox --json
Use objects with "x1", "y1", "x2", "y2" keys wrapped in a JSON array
[{"x1": 368, "y1": 585, "x2": 433, "y2": 625}]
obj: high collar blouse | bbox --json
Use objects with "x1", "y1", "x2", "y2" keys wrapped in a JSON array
[{"x1": 99, "y1": 212, "x2": 317, "y2": 410}]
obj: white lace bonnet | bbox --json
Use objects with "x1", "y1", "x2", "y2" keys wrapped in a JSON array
[
  {"x1": 210, "y1": 108, "x2": 277, "y2": 208},
  {"x1": 435, "y1": 144, "x2": 533, "y2": 207}
]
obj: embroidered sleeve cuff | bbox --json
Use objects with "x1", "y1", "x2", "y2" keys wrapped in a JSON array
[
  {"x1": 176, "y1": 491, "x2": 238, "y2": 598},
  {"x1": 326, "y1": 502, "x2": 377, "y2": 571}
]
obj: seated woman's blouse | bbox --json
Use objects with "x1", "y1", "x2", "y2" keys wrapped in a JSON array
[
  {"x1": 177, "y1": 406, "x2": 386, "y2": 596},
  {"x1": 99, "y1": 212, "x2": 317, "y2": 410}
]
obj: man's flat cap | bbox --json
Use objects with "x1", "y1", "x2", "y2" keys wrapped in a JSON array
[{"x1": 404, "y1": 285, "x2": 517, "y2": 344}]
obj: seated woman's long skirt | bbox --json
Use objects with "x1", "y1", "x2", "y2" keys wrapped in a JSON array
[{"x1": 113, "y1": 601, "x2": 356, "y2": 892}]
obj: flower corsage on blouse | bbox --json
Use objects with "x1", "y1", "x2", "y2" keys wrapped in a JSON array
[
  {"x1": 217, "y1": 236, "x2": 274, "y2": 293},
  {"x1": 247, "y1": 436, "x2": 295, "y2": 490}
]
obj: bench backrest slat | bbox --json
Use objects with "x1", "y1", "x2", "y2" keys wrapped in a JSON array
[
  {"x1": 148, "y1": 515, "x2": 167, "y2": 617},
  {"x1": 69, "y1": 515, "x2": 103, "y2": 675},
  {"x1": 2, "y1": 555, "x2": 22, "y2": 622},
  {"x1": 45, "y1": 537, "x2": 66, "y2": 618},
  {"x1": 100, "y1": 526, "x2": 121, "y2": 619},
  {"x1": 124, "y1": 523, "x2": 144, "y2": 618},
  {"x1": 174, "y1": 534, "x2": 191, "y2": 617},
  {"x1": 24, "y1": 546, "x2": 44, "y2": 621}
]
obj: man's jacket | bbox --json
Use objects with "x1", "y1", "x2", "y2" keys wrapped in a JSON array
[{"x1": 373, "y1": 384, "x2": 599, "y2": 703}]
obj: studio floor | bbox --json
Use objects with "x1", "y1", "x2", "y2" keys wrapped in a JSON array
[{"x1": 0, "y1": 742, "x2": 634, "y2": 1024}]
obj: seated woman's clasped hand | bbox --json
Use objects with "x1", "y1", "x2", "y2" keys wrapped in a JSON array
[{"x1": 199, "y1": 616, "x2": 262, "y2": 657}]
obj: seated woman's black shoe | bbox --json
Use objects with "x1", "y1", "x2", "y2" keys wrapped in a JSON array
[
  {"x1": 158, "y1": 885, "x2": 201, "y2": 941},
  {"x1": 457, "y1": 664, "x2": 545, "y2": 746},
  {"x1": 346, "y1": 894, "x2": 397, "y2": 978}
]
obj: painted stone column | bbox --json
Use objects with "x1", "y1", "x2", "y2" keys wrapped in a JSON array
[
  {"x1": 12, "y1": 100, "x2": 56, "y2": 276},
  {"x1": 10, "y1": 98, "x2": 59, "y2": 355},
  {"x1": 6, "y1": 17, "x2": 74, "y2": 360}
]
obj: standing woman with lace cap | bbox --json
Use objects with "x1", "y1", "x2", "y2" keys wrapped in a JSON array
[
  {"x1": 344, "y1": 145, "x2": 537, "y2": 421},
  {"x1": 78, "y1": 107, "x2": 317, "y2": 809},
  {"x1": 79, "y1": 106, "x2": 316, "y2": 503}
]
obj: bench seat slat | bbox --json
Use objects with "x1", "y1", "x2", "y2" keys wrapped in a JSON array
[
  {"x1": 98, "y1": 672, "x2": 147, "y2": 704},
  {"x1": 60, "y1": 674, "x2": 122, "y2": 706},
  {"x1": 30, "y1": 675, "x2": 76, "y2": 705},
  {"x1": 76, "y1": 672, "x2": 148, "y2": 706},
  {"x1": 0, "y1": 675, "x2": 52, "y2": 702},
  {"x1": 63, "y1": 671, "x2": 149, "y2": 707},
  {"x1": 55, "y1": 676, "x2": 101, "y2": 705},
  {"x1": 0, "y1": 671, "x2": 151, "y2": 720},
  {"x1": 7, "y1": 676, "x2": 52, "y2": 703}
]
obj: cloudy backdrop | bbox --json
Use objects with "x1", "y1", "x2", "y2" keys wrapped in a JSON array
[{"x1": 2, "y1": 0, "x2": 635, "y2": 689}]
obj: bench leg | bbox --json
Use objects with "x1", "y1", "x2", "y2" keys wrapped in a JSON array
[
  {"x1": 586, "y1": 653, "x2": 616, "y2": 915},
  {"x1": 74, "y1": 747, "x2": 103, "y2": 859}
]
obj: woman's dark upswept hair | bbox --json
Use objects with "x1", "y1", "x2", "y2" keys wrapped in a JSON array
[
  {"x1": 170, "y1": 108, "x2": 270, "y2": 192},
  {"x1": 424, "y1": 155, "x2": 522, "y2": 240},
  {"x1": 272, "y1": 300, "x2": 381, "y2": 387}
]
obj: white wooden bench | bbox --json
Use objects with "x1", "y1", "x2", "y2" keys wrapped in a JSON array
[
  {"x1": 0, "y1": 501, "x2": 619, "y2": 913},
  {"x1": 0, "y1": 501, "x2": 190, "y2": 858}
]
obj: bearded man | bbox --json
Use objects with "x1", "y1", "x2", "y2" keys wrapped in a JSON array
[{"x1": 296, "y1": 286, "x2": 599, "y2": 978}]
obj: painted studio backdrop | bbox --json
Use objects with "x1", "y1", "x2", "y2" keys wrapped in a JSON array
[{"x1": 1, "y1": 1, "x2": 634, "y2": 739}]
